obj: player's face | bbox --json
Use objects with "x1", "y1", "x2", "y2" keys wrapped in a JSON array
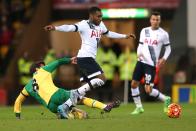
[
  {"x1": 150, "y1": 15, "x2": 161, "y2": 29},
  {"x1": 91, "y1": 11, "x2": 102, "y2": 26}
]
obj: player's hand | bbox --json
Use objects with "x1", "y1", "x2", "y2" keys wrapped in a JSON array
[
  {"x1": 71, "y1": 57, "x2": 77, "y2": 64},
  {"x1": 138, "y1": 54, "x2": 144, "y2": 61},
  {"x1": 44, "y1": 25, "x2": 55, "y2": 31},
  {"x1": 126, "y1": 34, "x2": 136, "y2": 39},
  {"x1": 158, "y1": 58, "x2": 166, "y2": 67}
]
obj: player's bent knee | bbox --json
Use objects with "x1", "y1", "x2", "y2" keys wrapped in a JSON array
[
  {"x1": 145, "y1": 90, "x2": 151, "y2": 94},
  {"x1": 90, "y1": 78, "x2": 104, "y2": 88},
  {"x1": 131, "y1": 80, "x2": 139, "y2": 88},
  {"x1": 145, "y1": 85, "x2": 152, "y2": 94}
]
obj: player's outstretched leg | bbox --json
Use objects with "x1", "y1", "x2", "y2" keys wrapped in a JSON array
[
  {"x1": 148, "y1": 88, "x2": 171, "y2": 113},
  {"x1": 81, "y1": 97, "x2": 120, "y2": 113},
  {"x1": 76, "y1": 78, "x2": 104, "y2": 96},
  {"x1": 70, "y1": 78, "x2": 104, "y2": 105}
]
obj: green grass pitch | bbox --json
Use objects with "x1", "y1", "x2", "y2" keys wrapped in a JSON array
[{"x1": 0, "y1": 103, "x2": 195, "y2": 131}]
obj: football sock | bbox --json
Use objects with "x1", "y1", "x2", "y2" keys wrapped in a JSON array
[
  {"x1": 77, "y1": 78, "x2": 105, "y2": 95},
  {"x1": 62, "y1": 98, "x2": 73, "y2": 108},
  {"x1": 131, "y1": 87, "x2": 142, "y2": 108},
  {"x1": 149, "y1": 88, "x2": 166, "y2": 101},
  {"x1": 77, "y1": 83, "x2": 90, "y2": 96},
  {"x1": 82, "y1": 97, "x2": 106, "y2": 109}
]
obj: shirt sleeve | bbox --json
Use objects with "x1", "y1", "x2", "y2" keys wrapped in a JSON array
[
  {"x1": 105, "y1": 31, "x2": 126, "y2": 38},
  {"x1": 55, "y1": 24, "x2": 77, "y2": 32},
  {"x1": 42, "y1": 57, "x2": 71, "y2": 73},
  {"x1": 139, "y1": 29, "x2": 145, "y2": 43},
  {"x1": 137, "y1": 29, "x2": 145, "y2": 60},
  {"x1": 100, "y1": 21, "x2": 108, "y2": 35},
  {"x1": 163, "y1": 32, "x2": 170, "y2": 45},
  {"x1": 74, "y1": 20, "x2": 86, "y2": 32},
  {"x1": 163, "y1": 45, "x2": 171, "y2": 60}
]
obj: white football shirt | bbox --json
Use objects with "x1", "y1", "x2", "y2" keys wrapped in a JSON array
[
  {"x1": 137, "y1": 27, "x2": 170, "y2": 66},
  {"x1": 75, "y1": 20, "x2": 108, "y2": 58},
  {"x1": 55, "y1": 20, "x2": 126, "y2": 59}
]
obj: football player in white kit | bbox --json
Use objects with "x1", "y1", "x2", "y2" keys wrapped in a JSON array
[
  {"x1": 44, "y1": 6, "x2": 135, "y2": 109},
  {"x1": 130, "y1": 11, "x2": 171, "y2": 115}
]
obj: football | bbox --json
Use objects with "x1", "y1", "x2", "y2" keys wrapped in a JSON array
[{"x1": 167, "y1": 103, "x2": 182, "y2": 118}]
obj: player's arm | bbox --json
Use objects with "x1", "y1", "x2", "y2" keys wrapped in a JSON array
[
  {"x1": 14, "y1": 88, "x2": 29, "y2": 119},
  {"x1": 158, "y1": 33, "x2": 171, "y2": 67},
  {"x1": 44, "y1": 24, "x2": 78, "y2": 32},
  {"x1": 137, "y1": 43, "x2": 143, "y2": 60},
  {"x1": 137, "y1": 29, "x2": 145, "y2": 61},
  {"x1": 42, "y1": 57, "x2": 77, "y2": 73},
  {"x1": 104, "y1": 31, "x2": 135, "y2": 39},
  {"x1": 44, "y1": 20, "x2": 86, "y2": 32},
  {"x1": 158, "y1": 44, "x2": 171, "y2": 67},
  {"x1": 101, "y1": 22, "x2": 135, "y2": 39},
  {"x1": 162, "y1": 44, "x2": 171, "y2": 60}
]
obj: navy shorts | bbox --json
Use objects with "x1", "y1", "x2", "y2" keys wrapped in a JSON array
[
  {"x1": 132, "y1": 61, "x2": 156, "y2": 85},
  {"x1": 77, "y1": 57, "x2": 103, "y2": 82}
]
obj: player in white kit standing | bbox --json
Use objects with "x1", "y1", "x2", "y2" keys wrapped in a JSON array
[
  {"x1": 130, "y1": 11, "x2": 172, "y2": 115},
  {"x1": 44, "y1": 6, "x2": 135, "y2": 106}
]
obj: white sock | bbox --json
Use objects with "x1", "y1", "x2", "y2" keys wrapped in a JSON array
[
  {"x1": 77, "y1": 83, "x2": 90, "y2": 95},
  {"x1": 64, "y1": 98, "x2": 73, "y2": 107},
  {"x1": 77, "y1": 78, "x2": 104, "y2": 95},
  {"x1": 131, "y1": 87, "x2": 142, "y2": 108},
  {"x1": 149, "y1": 88, "x2": 166, "y2": 102}
]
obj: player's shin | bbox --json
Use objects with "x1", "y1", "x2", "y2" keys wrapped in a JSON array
[
  {"x1": 82, "y1": 97, "x2": 106, "y2": 109},
  {"x1": 131, "y1": 87, "x2": 144, "y2": 115},
  {"x1": 149, "y1": 88, "x2": 171, "y2": 113},
  {"x1": 131, "y1": 87, "x2": 142, "y2": 108},
  {"x1": 77, "y1": 78, "x2": 104, "y2": 95},
  {"x1": 149, "y1": 88, "x2": 166, "y2": 102}
]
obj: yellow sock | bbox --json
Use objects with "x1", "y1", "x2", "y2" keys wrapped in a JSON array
[{"x1": 82, "y1": 97, "x2": 106, "y2": 110}]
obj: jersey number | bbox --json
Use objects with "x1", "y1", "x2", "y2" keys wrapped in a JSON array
[
  {"x1": 145, "y1": 74, "x2": 152, "y2": 84},
  {"x1": 32, "y1": 79, "x2": 39, "y2": 92}
]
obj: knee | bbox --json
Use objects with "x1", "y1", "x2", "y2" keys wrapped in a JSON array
[
  {"x1": 131, "y1": 80, "x2": 139, "y2": 88},
  {"x1": 145, "y1": 85, "x2": 152, "y2": 94},
  {"x1": 97, "y1": 74, "x2": 106, "y2": 82},
  {"x1": 90, "y1": 78, "x2": 105, "y2": 88}
]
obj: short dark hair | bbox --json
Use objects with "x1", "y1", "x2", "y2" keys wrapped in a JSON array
[
  {"x1": 151, "y1": 11, "x2": 161, "y2": 16},
  {"x1": 30, "y1": 61, "x2": 45, "y2": 75},
  {"x1": 89, "y1": 6, "x2": 101, "y2": 14}
]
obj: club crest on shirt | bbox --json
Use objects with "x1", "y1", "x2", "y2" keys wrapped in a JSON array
[{"x1": 145, "y1": 29, "x2": 150, "y2": 37}]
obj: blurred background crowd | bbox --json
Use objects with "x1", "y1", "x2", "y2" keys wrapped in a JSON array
[{"x1": 0, "y1": 0, "x2": 196, "y2": 105}]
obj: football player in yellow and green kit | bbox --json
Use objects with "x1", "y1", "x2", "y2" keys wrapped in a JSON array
[{"x1": 14, "y1": 57, "x2": 120, "y2": 119}]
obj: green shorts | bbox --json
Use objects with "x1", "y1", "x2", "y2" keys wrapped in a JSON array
[{"x1": 47, "y1": 88, "x2": 70, "y2": 113}]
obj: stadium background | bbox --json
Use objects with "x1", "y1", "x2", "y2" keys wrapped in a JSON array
[{"x1": 0, "y1": 0, "x2": 196, "y2": 106}]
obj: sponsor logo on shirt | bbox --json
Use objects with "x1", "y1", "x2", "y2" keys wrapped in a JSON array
[
  {"x1": 144, "y1": 38, "x2": 158, "y2": 45},
  {"x1": 91, "y1": 29, "x2": 101, "y2": 38}
]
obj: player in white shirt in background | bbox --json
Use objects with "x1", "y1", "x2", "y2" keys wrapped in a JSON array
[
  {"x1": 130, "y1": 11, "x2": 171, "y2": 115},
  {"x1": 44, "y1": 6, "x2": 135, "y2": 112}
]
